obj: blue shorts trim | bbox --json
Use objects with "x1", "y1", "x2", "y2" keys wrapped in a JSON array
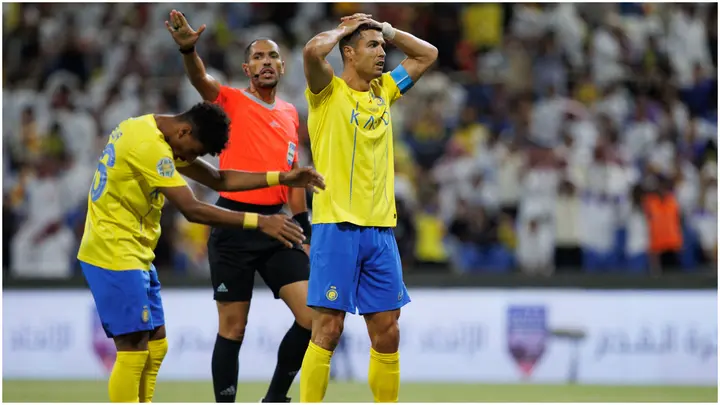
[
  {"x1": 80, "y1": 261, "x2": 164, "y2": 338},
  {"x1": 308, "y1": 223, "x2": 410, "y2": 315}
]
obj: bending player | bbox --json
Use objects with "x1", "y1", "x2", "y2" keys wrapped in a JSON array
[
  {"x1": 166, "y1": 10, "x2": 316, "y2": 402},
  {"x1": 299, "y1": 13, "x2": 437, "y2": 402},
  {"x1": 76, "y1": 103, "x2": 325, "y2": 403}
]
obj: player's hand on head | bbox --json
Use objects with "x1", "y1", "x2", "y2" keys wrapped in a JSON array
[
  {"x1": 340, "y1": 13, "x2": 382, "y2": 29},
  {"x1": 282, "y1": 167, "x2": 326, "y2": 194},
  {"x1": 341, "y1": 13, "x2": 373, "y2": 21},
  {"x1": 258, "y1": 214, "x2": 305, "y2": 248},
  {"x1": 338, "y1": 16, "x2": 380, "y2": 34},
  {"x1": 165, "y1": 9, "x2": 206, "y2": 48}
]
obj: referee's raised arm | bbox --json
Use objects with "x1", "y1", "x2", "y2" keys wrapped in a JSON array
[{"x1": 165, "y1": 9, "x2": 220, "y2": 102}]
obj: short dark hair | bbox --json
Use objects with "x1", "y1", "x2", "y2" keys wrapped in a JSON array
[
  {"x1": 244, "y1": 37, "x2": 277, "y2": 63},
  {"x1": 180, "y1": 102, "x2": 230, "y2": 156},
  {"x1": 339, "y1": 24, "x2": 382, "y2": 62}
]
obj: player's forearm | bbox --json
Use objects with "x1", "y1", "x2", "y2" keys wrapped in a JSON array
[
  {"x1": 218, "y1": 170, "x2": 287, "y2": 192},
  {"x1": 303, "y1": 27, "x2": 348, "y2": 60},
  {"x1": 161, "y1": 182, "x2": 262, "y2": 228},
  {"x1": 181, "y1": 200, "x2": 249, "y2": 228},
  {"x1": 179, "y1": 159, "x2": 282, "y2": 192},
  {"x1": 388, "y1": 28, "x2": 438, "y2": 64}
]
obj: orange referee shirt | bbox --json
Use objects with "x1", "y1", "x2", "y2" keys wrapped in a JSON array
[{"x1": 214, "y1": 85, "x2": 299, "y2": 205}]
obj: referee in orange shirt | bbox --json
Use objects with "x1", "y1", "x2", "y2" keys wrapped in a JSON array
[{"x1": 167, "y1": 11, "x2": 315, "y2": 403}]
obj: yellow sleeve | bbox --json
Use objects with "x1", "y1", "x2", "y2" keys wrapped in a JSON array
[
  {"x1": 305, "y1": 76, "x2": 338, "y2": 109},
  {"x1": 128, "y1": 140, "x2": 188, "y2": 189},
  {"x1": 381, "y1": 72, "x2": 402, "y2": 105}
]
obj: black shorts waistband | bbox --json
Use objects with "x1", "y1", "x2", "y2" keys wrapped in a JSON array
[{"x1": 215, "y1": 197, "x2": 283, "y2": 215}]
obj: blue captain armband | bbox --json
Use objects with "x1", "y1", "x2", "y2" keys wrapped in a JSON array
[{"x1": 389, "y1": 64, "x2": 414, "y2": 95}]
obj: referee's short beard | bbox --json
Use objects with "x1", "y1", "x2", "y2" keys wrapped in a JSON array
[{"x1": 254, "y1": 77, "x2": 279, "y2": 89}]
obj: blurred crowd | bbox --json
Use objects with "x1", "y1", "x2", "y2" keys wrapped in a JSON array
[{"x1": 3, "y1": 3, "x2": 717, "y2": 279}]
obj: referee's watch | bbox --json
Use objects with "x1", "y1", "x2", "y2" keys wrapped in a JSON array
[{"x1": 179, "y1": 46, "x2": 195, "y2": 54}]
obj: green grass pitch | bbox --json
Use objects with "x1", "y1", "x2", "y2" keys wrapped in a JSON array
[{"x1": 2, "y1": 380, "x2": 717, "y2": 402}]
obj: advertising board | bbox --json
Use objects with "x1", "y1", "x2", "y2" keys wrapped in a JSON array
[{"x1": 3, "y1": 288, "x2": 716, "y2": 385}]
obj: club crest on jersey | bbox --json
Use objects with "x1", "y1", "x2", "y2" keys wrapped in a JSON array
[
  {"x1": 370, "y1": 93, "x2": 385, "y2": 109},
  {"x1": 286, "y1": 142, "x2": 296, "y2": 166},
  {"x1": 156, "y1": 157, "x2": 175, "y2": 178}
]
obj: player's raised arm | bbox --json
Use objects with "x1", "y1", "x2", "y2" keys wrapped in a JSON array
[
  {"x1": 302, "y1": 17, "x2": 377, "y2": 94},
  {"x1": 390, "y1": 28, "x2": 438, "y2": 83},
  {"x1": 340, "y1": 14, "x2": 438, "y2": 84},
  {"x1": 178, "y1": 158, "x2": 325, "y2": 193},
  {"x1": 166, "y1": 10, "x2": 221, "y2": 102},
  {"x1": 160, "y1": 184, "x2": 305, "y2": 248}
]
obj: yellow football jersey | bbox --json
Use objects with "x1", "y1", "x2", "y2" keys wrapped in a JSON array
[
  {"x1": 306, "y1": 73, "x2": 402, "y2": 227},
  {"x1": 77, "y1": 115, "x2": 187, "y2": 271}
]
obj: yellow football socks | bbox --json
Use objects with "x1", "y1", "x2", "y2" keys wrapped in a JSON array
[
  {"x1": 109, "y1": 350, "x2": 149, "y2": 402},
  {"x1": 299, "y1": 342, "x2": 333, "y2": 402},
  {"x1": 368, "y1": 348, "x2": 400, "y2": 402},
  {"x1": 139, "y1": 338, "x2": 168, "y2": 402}
]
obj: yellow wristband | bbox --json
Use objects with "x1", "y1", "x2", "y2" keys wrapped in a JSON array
[
  {"x1": 266, "y1": 171, "x2": 280, "y2": 186},
  {"x1": 243, "y1": 213, "x2": 259, "y2": 229}
]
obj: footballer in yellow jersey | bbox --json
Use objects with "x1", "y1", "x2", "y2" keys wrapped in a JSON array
[
  {"x1": 77, "y1": 102, "x2": 324, "y2": 402},
  {"x1": 299, "y1": 13, "x2": 438, "y2": 403}
]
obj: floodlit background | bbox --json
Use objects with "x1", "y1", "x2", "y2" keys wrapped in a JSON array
[{"x1": 2, "y1": 2, "x2": 717, "y2": 402}]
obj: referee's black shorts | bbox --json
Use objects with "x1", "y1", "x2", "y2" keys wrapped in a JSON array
[{"x1": 207, "y1": 197, "x2": 309, "y2": 302}]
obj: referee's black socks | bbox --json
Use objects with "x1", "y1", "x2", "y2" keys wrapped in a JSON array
[
  {"x1": 263, "y1": 322, "x2": 312, "y2": 402},
  {"x1": 212, "y1": 334, "x2": 243, "y2": 403}
]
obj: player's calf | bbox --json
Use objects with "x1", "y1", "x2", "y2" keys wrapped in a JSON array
[
  {"x1": 140, "y1": 326, "x2": 169, "y2": 403},
  {"x1": 109, "y1": 331, "x2": 151, "y2": 402},
  {"x1": 364, "y1": 310, "x2": 401, "y2": 403},
  {"x1": 299, "y1": 308, "x2": 344, "y2": 403}
]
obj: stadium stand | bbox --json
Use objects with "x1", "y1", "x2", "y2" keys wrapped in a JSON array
[{"x1": 3, "y1": 3, "x2": 717, "y2": 279}]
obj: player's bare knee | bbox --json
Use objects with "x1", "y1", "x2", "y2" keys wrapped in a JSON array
[
  {"x1": 114, "y1": 331, "x2": 150, "y2": 351},
  {"x1": 150, "y1": 325, "x2": 166, "y2": 341},
  {"x1": 312, "y1": 309, "x2": 345, "y2": 351},
  {"x1": 372, "y1": 321, "x2": 400, "y2": 353},
  {"x1": 365, "y1": 311, "x2": 401, "y2": 353},
  {"x1": 314, "y1": 320, "x2": 343, "y2": 351}
]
